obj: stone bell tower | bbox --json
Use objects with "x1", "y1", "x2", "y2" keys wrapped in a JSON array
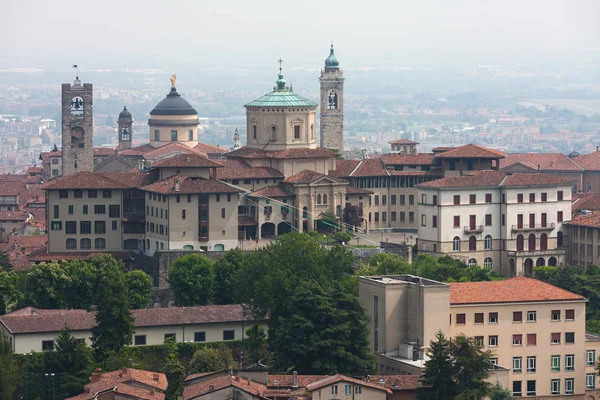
[
  {"x1": 117, "y1": 106, "x2": 133, "y2": 151},
  {"x1": 319, "y1": 44, "x2": 345, "y2": 151},
  {"x1": 61, "y1": 76, "x2": 93, "y2": 176}
]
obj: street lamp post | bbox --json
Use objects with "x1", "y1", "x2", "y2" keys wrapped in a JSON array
[{"x1": 44, "y1": 373, "x2": 55, "y2": 400}]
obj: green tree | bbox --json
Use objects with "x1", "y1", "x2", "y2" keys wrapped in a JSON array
[
  {"x1": 356, "y1": 252, "x2": 410, "y2": 275},
  {"x1": 213, "y1": 249, "x2": 244, "y2": 305},
  {"x1": 169, "y1": 254, "x2": 215, "y2": 306},
  {"x1": 0, "y1": 270, "x2": 18, "y2": 315},
  {"x1": 124, "y1": 270, "x2": 153, "y2": 309},
  {"x1": 64, "y1": 260, "x2": 98, "y2": 310},
  {"x1": 245, "y1": 325, "x2": 266, "y2": 363},
  {"x1": 0, "y1": 331, "x2": 16, "y2": 400},
  {"x1": 0, "y1": 252, "x2": 11, "y2": 271},
  {"x1": 417, "y1": 331, "x2": 457, "y2": 400},
  {"x1": 25, "y1": 262, "x2": 70, "y2": 308},
  {"x1": 488, "y1": 382, "x2": 513, "y2": 400},
  {"x1": 92, "y1": 264, "x2": 135, "y2": 360},
  {"x1": 45, "y1": 328, "x2": 94, "y2": 398},
  {"x1": 189, "y1": 346, "x2": 234, "y2": 374},
  {"x1": 453, "y1": 334, "x2": 492, "y2": 399},
  {"x1": 163, "y1": 337, "x2": 185, "y2": 400}
]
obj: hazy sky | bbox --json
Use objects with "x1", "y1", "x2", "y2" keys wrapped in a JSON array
[{"x1": 1, "y1": 0, "x2": 598, "y2": 70}]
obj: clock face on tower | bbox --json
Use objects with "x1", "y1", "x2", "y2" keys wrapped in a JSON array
[{"x1": 70, "y1": 96, "x2": 84, "y2": 115}]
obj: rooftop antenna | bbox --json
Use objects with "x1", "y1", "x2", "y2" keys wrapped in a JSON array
[
  {"x1": 278, "y1": 57, "x2": 283, "y2": 73},
  {"x1": 72, "y1": 63, "x2": 79, "y2": 79}
]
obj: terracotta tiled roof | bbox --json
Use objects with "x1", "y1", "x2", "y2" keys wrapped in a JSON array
[
  {"x1": 0, "y1": 174, "x2": 28, "y2": 182},
  {"x1": 183, "y1": 375, "x2": 267, "y2": 400},
  {"x1": 500, "y1": 173, "x2": 572, "y2": 187},
  {"x1": 268, "y1": 375, "x2": 328, "y2": 388},
  {"x1": 184, "y1": 370, "x2": 228, "y2": 383},
  {"x1": 42, "y1": 171, "x2": 131, "y2": 190},
  {"x1": 269, "y1": 147, "x2": 336, "y2": 159},
  {"x1": 0, "y1": 181, "x2": 24, "y2": 196},
  {"x1": 215, "y1": 160, "x2": 284, "y2": 180},
  {"x1": 381, "y1": 153, "x2": 436, "y2": 165},
  {"x1": 346, "y1": 186, "x2": 373, "y2": 194},
  {"x1": 449, "y1": 277, "x2": 585, "y2": 305},
  {"x1": 249, "y1": 186, "x2": 293, "y2": 198},
  {"x1": 350, "y1": 159, "x2": 390, "y2": 177},
  {"x1": 142, "y1": 175, "x2": 241, "y2": 194},
  {"x1": 39, "y1": 151, "x2": 62, "y2": 164},
  {"x1": 226, "y1": 147, "x2": 268, "y2": 159},
  {"x1": 305, "y1": 375, "x2": 391, "y2": 394},
  {"x1": 67, "y1": 368, "x2": 167, "y2": 400},
  {"x1": 570, "y1": 150, "x2": 600, "y2": 171},
  {"x1": 194, "y1": 142, "x2": 227, "y2": 155},
  {"x1": 230, "y1": 376, "x2": 268, "y2": 397},
  {"x1": 118, "y1": 143, "x2": 155, "y2": 156},
  {"x1": 151, "y1": 154, "x2": 223, "y2": 168},
  {"x1": 572, "y1": 193, "x2": 600, "y2": 211},
  {"x1": 433, "y1": 144, "x2": 505, "y2": 159},
  {"x1": 1, "y1": 304, "x2": 260, "y2": 334},
  {"x1": 283, "y1": 170, "x2": 347, "y2": 185},
  {"x1": 27, "y1": 166, "x2": 43, "y2": 174},
  {"x1": 143, "y1": 142, "x2": 205, "y2": 161},
  {"x1": 417, "y1": 171, "x2": 571, "y2": 189},
  {"x1": 416, "y1": 170, "x2": 507, "y2": 189},
  {"x1": 99, "y1": 172, "x2": 153, "y2": 188},
  {"x1": 330, "y1": 160, "x2": 360, "y2": 178},
  {"x1": 0, "y1": 211, "x2": 26, "y2": 221},
  {"x1": 567, "y1": 210, "x2": 600, "y2": 227},
  {"x1": 389, "y1": 138, "x2": 419, "y2": 145},
  {"x1": 365, "y1": 375, "x2": 420, "y2": 391},
  {"x1": 93, "y1": 148, "x2": 117, "y2": 157},
  {"x1": 499, "y1": 153, "x2": 583, "y2": 172}
]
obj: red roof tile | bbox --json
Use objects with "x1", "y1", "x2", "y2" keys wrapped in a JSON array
[
  {"x1": 194, "y1": 142, "x2": 227, "y2": 155},
  {"x1": 433, "y1": 144, "x2": 505, "y2": 159},
  {"x1": 42, "y1": 171, "x2": 131, "y2": 190},
  {"x1": 99, "y1": 172, "x2": 153, "y2": 188},
  {"x1": 500, "y1": 153, "x2": 583, "y2": 172},
  {"x1": 142, "y1": 175, "x2": 241, "y2": 194},
  {"x1": 283, "y1": 170, "x2": 346, "y2": 184},
  {"x1": 0, "y1": 181, "x2": 25, "y2": 195},
  {"x1": 449, "y1": 277, "x2": 585, "y2": 305},
  {"x1": 567, "y1": 210, "x2": 600, "y2": 227},
  {"x1": 215, "y1": 160, "x2": 284, "y2": 180},
  {"x1": 389, "y1": 138, "x2": 419, "y2": 145},
  {"x1": 0, "y1": 211, "x2": 26, "y2": 221},
  {"x1": 571, "y1": 150, "x2": 600, "y2": 171},
  {"x1": 330, "y1": 160, "x2": 360, "y2": 178},
  {"x1": 93, "y1": 148, "x2": 117, "y2": 157},
  {"x1": 500, "y1": 173, "x2": 572, "y2": 187},
  {"x1": 67, "y1": 368, "x2": 167, "y2": 400},
  {"x1": 416, "y1": 170, "x2": 507, "y2": 189},
  {"x1": 226, "y1": 147, "x2": 268, "y2": 159},
  {"x1": 350, "y1": 159, "x2": 390, "y2": 177},
  {"x1": 143, "y1": 142, "x2": 206, "y2": 161},
  {"x1": 365, "y1": 375, "x2": 420, "y2": 391},
  {"x1": 268, "y1": 375, "x2": 328, "y2": 388},
  {"x1": 118, "y1": 143, "x2": 155, "y2": 156},
  {"x1": 572, "y1": 193, "x2": 600, "y2": 211},
  {"x1": 151, "y1": 154, "x2": 223, "y2": 168},
  {"x1": 183, "y1": 375, "x2": 268, "y2": 400},
  {"x1": 1, "y1": 304, "x2": 260, "y2": 334},
  {"x1": 381, "y1": 153, "x2": 436, "y2": 165},
  {"x1": 269, "y1": 147, "x2": 336, "y2": 159},
  {"x1": 249, "y1": 186, "x2": 293, "y2": 198}
]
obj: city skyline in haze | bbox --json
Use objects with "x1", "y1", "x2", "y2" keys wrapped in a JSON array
[{"x1": 1, "y1": 0, "x2": 599, "y2": 72}]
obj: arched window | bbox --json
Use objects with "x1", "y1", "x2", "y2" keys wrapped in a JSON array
[
  {"x1": 252, "y1": 125, "x2": 257, "y2": 140},
  {"x1": 484, "y1": 235, "x2": 492, "y2": 250},
  {"x1": 516, "y1": 234, "x2": 524, "y2": 252},
  {"x1": 540, "y1": 233, "x2": 548, "y2": 250},
  {"x1": 322, "y1": 194, "x2": 328, "y2": 205},
  {"x1": 469, "y1": 236, "x2": 477, "y2": 251},
  {"x1": 95, "y1": 238, "x2": 106, "y2": 249},
  {"x1": 317, "y1": 194, "x2": 322, "y2": 205},
  {"x1": 453, "y1": 236, "x2": 461, "y2": 251},
  {"x1": 80, "y1": 238, "x2": 91, "y2": 249},
  {"x1": 557, "y1": 231, "x2": 564, "y2": 247},
  {"x1": 328, "y1": 91, "x2": 338, "y2": 109},
  {"x1": 270, "y1": 126, "x2": 277, "y2": 141},
  {"x1": 528, "y1": 234, "x2": 536, "y2": 251},
  {"x1": 66, "y1": 238, "x2": 77, "y2": 249},
  {"x1": 468, "y1": 258, "x2": 477, "y2": 266},
  {"x1": 484, "y1": 257, "x2": 493, "y2": 268}
]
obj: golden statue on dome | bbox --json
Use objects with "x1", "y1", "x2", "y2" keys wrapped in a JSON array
[{"x1": 170, "y1": 73, "x2": 176, "y2": 88}]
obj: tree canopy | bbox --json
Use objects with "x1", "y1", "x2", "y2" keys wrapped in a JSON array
[
  {"x1": 213, "y1": 249, "x2": 243, "y2": 305},
  {"x1": 169, "y1": 254, "x2": 215, "y2": 306}
]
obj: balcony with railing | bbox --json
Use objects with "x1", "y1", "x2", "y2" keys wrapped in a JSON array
[
  {"x1": 506, "y1": 248, "x2": 566, "y2": 258},
  {"x1": 464, "y1": 225, "x2": 484, "y2": 233},
  {"x1": 512, "y1": 223, "x2": 555, "y2": 232}
]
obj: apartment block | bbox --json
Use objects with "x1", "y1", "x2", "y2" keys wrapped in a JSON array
[
  {"x1": 417, "y1": 170, "x2": 572, "y2": 275},
  {"x1": 358, "y1": 275, "x2": 600, "y2": 398}
]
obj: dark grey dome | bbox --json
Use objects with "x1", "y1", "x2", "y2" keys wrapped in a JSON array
[
  {"x1": 119, "y1": 106, "x2": 132, "y2": 119},
  {"x1": 150, "y1": 87, "x2": 197, "y2": 116}
]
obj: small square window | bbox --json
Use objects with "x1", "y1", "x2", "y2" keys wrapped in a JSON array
[
  {"x1": 474, "y1": 313, "x2": 484, "y2": 324},
  {"x1": 223, "y1": 330, "x2": 235, "y2": 341},
  {"x1": 566, "y1": 309, "x2": 575, "y2": 320},
  {"x1": 489, "y1": 312, "x2": 498, "y2": 323},
  {"x1": 512, "y1": 334, "x2": 522, "y2": 345},
  {"x1": 527, "y1": 310, "x2": 536, "y2": 322},
  {"x1": 194, "y1": 332, "x2": 206, "y2": 342},
  {"x1": 134, "y1": 335, "x2": 146, "y2": 346},
  {"x1": 456, "y1": 313, "x2": 466, "y2": 325},
  {"x1": 488, "y1": 336, "x2": 498, "y2": 347},
  {"x1": 551, "y1": 310, "x2": 560, "y2": 321},
  {"x1": 42, "y1": 340, "x2": 54, "y2": 351},
  {"x1": 565, "y1": 332, "x2": 575, "y2": 344},
  {"x1": 164, "y1": 333, "x2": 176, "y2": 341}
]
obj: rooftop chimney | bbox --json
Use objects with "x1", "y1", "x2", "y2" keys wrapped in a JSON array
[
  {"x1": 247, "y1": 378, "x2": 251, "y2": 385},
  {"x1": 174, "y1": 179, "x2": 180, "y2": 192},
  {"x1": 153, "y1": 373, "x2": 160, "y2": 382},
  {"x1": 209, "y1": 385, "x2": 214, "y2": 392},
  {"x1": 185, "y1": 156, "x2": 190, "y2": 163},
  {"x1": 293, "y1": 371, "x2": 298, "y2": 387}
]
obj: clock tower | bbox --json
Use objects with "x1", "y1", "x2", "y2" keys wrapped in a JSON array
[
  {"x1": 319, "y1": 44, "x2": 344, "y2": 151},
  {"x1": 61, "y1": 76, "x2": 93, "y2": 176}
]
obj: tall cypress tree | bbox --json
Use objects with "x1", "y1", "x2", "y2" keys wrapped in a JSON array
[
  {"x1": 91, "y1": 264, "x2": 134, "y2": 360},
  {"x1": 417, "y1": 331, "x2": 457, "y2": 400},
  {"x1": 46, "y1": 328, "x2": 93, "y2": 398}
]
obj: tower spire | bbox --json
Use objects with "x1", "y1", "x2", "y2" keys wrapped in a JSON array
[{"x1": 275, "y1": 57, "x2": 286, "y2": 91}]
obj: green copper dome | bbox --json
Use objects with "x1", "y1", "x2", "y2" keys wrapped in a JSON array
[
  {"x1": 324, "y1": 44, "x2": 339, "y2": 69},
  {"x1": 244, "y1": 70, "x2": 318, "y2": 108}
]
